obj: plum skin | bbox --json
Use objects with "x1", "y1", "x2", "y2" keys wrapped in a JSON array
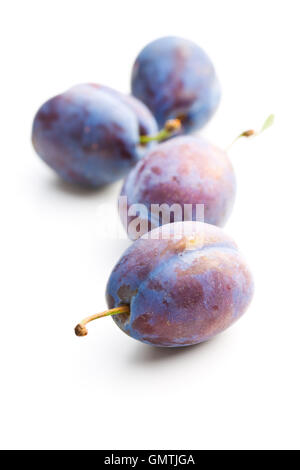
[
  {"x1": 121, "y1": 136, "x2": 236, "y2": 239},
  {"x1": 131, "y1": 36, "x2": 221, "y2": 133},
  {"x1": 32, "y1": 84, "x2": 158, "y2": 187},
  {"x1": 106, "y1": 221, "x2": 254, "y2": 347}
]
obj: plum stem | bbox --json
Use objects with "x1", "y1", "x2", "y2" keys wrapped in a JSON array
[
  {"x1": 140, "y1": 118, "x2": 181, "y2": 144},
  {"x1": 74, "y1": 306, "x2": 130, "y2": 337},
  {"x1": 227, "y1": 114, "x2": 275, "y2": 150}
]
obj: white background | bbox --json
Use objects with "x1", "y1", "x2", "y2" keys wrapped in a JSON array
[{"x1": 1, "y1": 0, "x2": 299, "y2": 450}]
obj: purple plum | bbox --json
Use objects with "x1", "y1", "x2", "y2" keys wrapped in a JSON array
[
  {"x1": 131, "y1": 36, "x2": 221, "y2": 133},
  {"x1": 32, "y1": 83, "x2": 158, "y2": 187},
  {"x1": 105, "y1": 221, "x2": 253, "y2": 347},
  {"x1": 120, "y1": 136, "x2": 236, "y2": 239}
]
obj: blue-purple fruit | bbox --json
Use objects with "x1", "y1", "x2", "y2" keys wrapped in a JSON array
[
  {"x1": 32, "y1": 83, "x2": 158, "y2": 187},
  {"x1": 121, "y1": 136, "x2": 236, "y2": 239},
  {"x1": 106, "y1": 221, "x2": 253, "y2": 347},
  {"x1": 131, "y1": 36, "x2": 221, "y2": 133}
]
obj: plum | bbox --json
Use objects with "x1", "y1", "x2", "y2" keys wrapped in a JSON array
[
  {"x1": 131, "y1": 36, "x2": 221, "y2": 133},
  {"x1": 75, "y1": 222, "x2": 254, "y2": 347},
  {"x1": 32, "y1": 83, "x2": 158, "y2": 187},
  {"x1": 120, "y1": 136, "x2": 236, "y2": 239}
]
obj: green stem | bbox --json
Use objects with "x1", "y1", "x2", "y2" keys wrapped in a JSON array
[
  {"x1": 74, "y1": 305, "x2": 130, "y2": 337},
  {"x1": 140, "y1": 129, "x2": 171, "y2": 144},
  {"x1": 227, "y1": 114, "x2": 274, "y2": 151},
  {"x1": 140, "y1": 118, "x2": 182, "y2": 144}
]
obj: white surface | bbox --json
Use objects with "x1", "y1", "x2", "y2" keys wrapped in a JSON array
[{"x1": 1, "y1": 0, "x2": 299, "y2": 450}]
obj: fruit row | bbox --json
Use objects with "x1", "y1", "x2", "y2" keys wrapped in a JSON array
[{"x1": 32, "y1": 36, "x2": 255, "y2": 348}]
